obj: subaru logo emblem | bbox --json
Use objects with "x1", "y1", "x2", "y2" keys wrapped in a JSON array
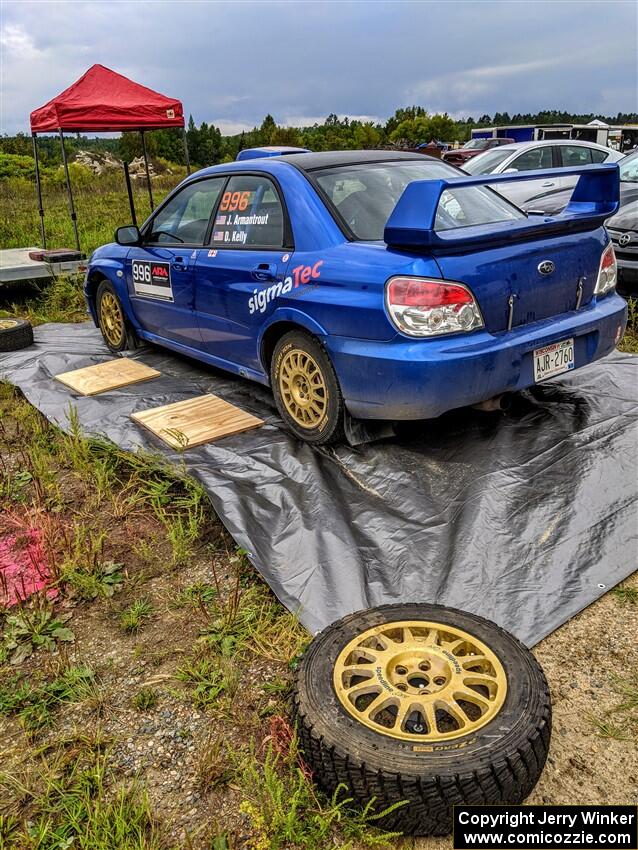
[
  {"x1": 538, "y1": 260, "x2": 555, "y2": 276},
  {"x1": 618, "y1": 233, "x2": 631, "y2": 247}
]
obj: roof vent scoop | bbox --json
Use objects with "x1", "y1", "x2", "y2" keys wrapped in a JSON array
[{"x1": 235, "y1": 146, "x2": 311, "y2": 161}]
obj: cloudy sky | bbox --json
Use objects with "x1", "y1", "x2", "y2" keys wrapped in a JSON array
[{"x1": 2, "y1": 0, "x2": 636, "y2": 136}]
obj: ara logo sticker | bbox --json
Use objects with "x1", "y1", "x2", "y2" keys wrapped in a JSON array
[{"x1": 248, "y1": 261, "x2": 323, "y2": 315}]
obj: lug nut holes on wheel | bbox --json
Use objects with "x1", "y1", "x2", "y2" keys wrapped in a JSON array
[{"x1": 333, "y1": 620, "x2": 508, "y2": 741}]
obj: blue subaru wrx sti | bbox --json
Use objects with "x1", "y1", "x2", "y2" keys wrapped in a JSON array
[{"x1": 85, "y1": 149, "x2": 627, "y2": 444}]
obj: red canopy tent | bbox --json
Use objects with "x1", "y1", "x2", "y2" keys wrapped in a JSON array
[{"x1": 29, "y1": 64, "x2": 190, "y2": 250}]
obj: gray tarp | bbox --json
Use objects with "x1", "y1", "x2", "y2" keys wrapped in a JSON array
[{"x1": 1, "y1": 322, "x2": 636, "y2": 645}]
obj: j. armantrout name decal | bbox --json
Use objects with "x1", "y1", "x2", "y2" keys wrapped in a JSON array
[{"x1": 248, "y1": 261, "x2": 323, "y2": 314}]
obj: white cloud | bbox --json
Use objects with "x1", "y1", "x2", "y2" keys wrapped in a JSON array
[{"x1": 0, "y1": 22, "x2": 40, "y2": 57}]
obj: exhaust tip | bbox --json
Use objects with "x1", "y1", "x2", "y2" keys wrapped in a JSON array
[{"x1": 472, "y1": 393, "x2": 512, "y2": 413}]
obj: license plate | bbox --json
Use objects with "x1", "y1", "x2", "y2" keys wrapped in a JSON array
[{"x1": 533, "y1": 338, "x2": 574, "y2": 382}]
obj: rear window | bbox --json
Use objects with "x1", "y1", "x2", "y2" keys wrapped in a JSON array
[{"x1": 313, "y1": 160, "x2": 524, "y2": 240}]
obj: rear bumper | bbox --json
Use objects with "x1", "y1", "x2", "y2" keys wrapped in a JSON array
[{"x1": 326, "y1": 293, "x2": 627, "y2": 420}]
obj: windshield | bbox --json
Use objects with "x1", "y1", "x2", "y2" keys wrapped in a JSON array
[
  {"x1": 620, "y1": 150, "x2": 638, "y2": 182},
  {"x1": 463, "y1": 148, "x2": 512, "y2": 175},
  {"x1": 314, "y1": 160, "x2": 525, "y2": 240},
  {"x1": 463, "y1": 139, "x2": 489, "y2": 150}
]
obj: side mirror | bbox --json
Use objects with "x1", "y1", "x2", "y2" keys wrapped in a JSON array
[
  {"x1": 115, "y1": 225, "x2": 141, "y2": 246},
  {"x1": 503, "y1": 168, "x2": 518, "y2": 174}
]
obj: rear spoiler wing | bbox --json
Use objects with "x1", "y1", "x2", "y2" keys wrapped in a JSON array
[{"x1": 384, "y1": 163, "x2": 620, "y2": 251}]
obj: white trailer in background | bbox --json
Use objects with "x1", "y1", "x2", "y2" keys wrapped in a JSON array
[
  {"x1": 0, "y1": 247, "x2": 85, "y2": 287},
  {"x1": 472, "y1": 120, "x2": 611, "y2": 147}
]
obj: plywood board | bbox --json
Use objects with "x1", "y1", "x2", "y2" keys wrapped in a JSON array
[
  {"x1": 55, "y1": 358, "x2": 161, "y2": 396},
  {"x1": 131, "y1": 394, "x2": 263, "y2": 449}
]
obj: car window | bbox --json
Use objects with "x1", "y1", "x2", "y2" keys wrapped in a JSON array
[
  {"x1": 435, "y1": 186, "x2": 523, "y2": 231},
  {"x1": 147, "y1": 178, "x2": 225, "y2": 244},
  {"x1": 210, "y1": 175, "x2": 285, "y2": 248},
  {"x1": 462, "y1": 149, "x2": 512, "y2": 175},
  {"x1": 508, "y1": 147, "x2": 553, "y2": 172},
  {"x1": 559, "y1": 145, "x2": 593, "y2": 167},
  {"x1": 620, "y1": 151, "x2": 638, "y2": 182},
  {"x1": 590, "y1": 148, "x2": 608, "y2": 163},
  {"x1": 314, "y1": 160, "x2": 525, "y2": 240}
]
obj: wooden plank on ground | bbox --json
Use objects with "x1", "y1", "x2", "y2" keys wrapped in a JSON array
[
  {"x1": 131, "y1": 394, "x2": 263, "y2": 449},
  {"x1": 55, "y1": 358, "x2": 161, "y2": 396}
]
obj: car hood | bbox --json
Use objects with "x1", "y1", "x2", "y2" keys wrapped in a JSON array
[{"x1": 443, "y1": 149, "x2": 478, "y2": 159}]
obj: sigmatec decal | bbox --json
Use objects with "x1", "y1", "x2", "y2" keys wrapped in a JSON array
[{"x1": 249, "y1": 261, "x2": 323, "y2": 314}]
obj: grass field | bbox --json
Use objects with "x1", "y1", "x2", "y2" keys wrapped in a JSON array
[
  {"x1": 0, "y1": 173, "x2": 183, "y2": 254},
  {"x1": 1, "y1": 180, "x2": 637, "y2": 849}
]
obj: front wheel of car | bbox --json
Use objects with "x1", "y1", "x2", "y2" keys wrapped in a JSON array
[
  {"x1": 96, "y1": 280, "x2": 137, "y2": 352},
  {"x1": 271, "y1": 330, "x2": 344, "y2": 444}
]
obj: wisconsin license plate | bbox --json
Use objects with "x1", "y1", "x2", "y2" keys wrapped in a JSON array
[{"x1": 533, "y1": 338, "x2": 575, "y2": 382}]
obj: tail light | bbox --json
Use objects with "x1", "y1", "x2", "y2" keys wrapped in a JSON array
[
  {"x1": 594, "y1": 243, "x2": 617, "y2": 297},
  {"x1": 386, "y1": 277, "x2": 484, "y2": 337}
]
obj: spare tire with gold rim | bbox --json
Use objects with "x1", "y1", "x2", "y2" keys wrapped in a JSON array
[
  {"x1": 293, "y1": 603, "x2": 551, "y2": 836},
  {"x1": 0, "y1": 318, "x2": 34, "y2": 352},
  {"x1": 96, "y1": 280, "x2": 137, "y2": 352}
]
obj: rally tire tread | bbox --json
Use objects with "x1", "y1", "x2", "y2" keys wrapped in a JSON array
[
  {"x1": 292, "y1": 603, "x2": 551, "y2": 836},
  {"x1": 0, "y1": 319, "x2": 34, "y2": 352}
]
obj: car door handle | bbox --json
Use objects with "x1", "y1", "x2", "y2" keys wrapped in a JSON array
[
  {"x1": 251, "y1": 263, "x2": 278, "y2": 282},
  {"x1": 172, "y1": 257, "x2": 186, "y2": 272},
  {"x1": 541, "y1": 181, "x2": 556, "y2": 188}
]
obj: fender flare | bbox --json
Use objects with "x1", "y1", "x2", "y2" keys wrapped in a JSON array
[
  {"x1": 258, "y1": 307, "x2": 330, "y2": 375},
  {"x1": 85, "y1": 260, "x2": 140, "y2": 330}
]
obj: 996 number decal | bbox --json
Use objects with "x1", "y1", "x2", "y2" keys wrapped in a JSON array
[
  {"x1": 131, "y1": 260, "x2": 173, "y2": 302},
  {"x1": 220, "y1": 190, "x2": 251, "y2": 212}
]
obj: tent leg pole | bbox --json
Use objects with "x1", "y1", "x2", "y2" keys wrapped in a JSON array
[
  {"x1": 123, "y1": 162, "x2": 137, "y2": 228},
  {"x1": 59, "y1": 130, "x2": 80, "y2": 252},
  {"x1": 182, "y1": 128, "x2": 191, "y2": 175},
  {"x1": 140, "y1": 131, "x2": 154, "y2": 211},
  {"x1": 32, "y1": 133, "x2": 46, "y2": 249}
]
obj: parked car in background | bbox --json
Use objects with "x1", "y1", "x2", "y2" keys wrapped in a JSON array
[
  {"x1": 442, "y1": 137, "x2": 515, "y2": 167},
  {"x1": 523, "y1": 150, "x2": 638, "y2": 291},
  {"x1": 462, "y1": 140, "x2": 623, "y2": 207},
  {"x1": 85, "y1": 150, "x2": 626, "y2": 445}
]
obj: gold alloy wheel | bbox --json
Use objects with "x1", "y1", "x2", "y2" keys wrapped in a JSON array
[
  {"x1": 278, "y1": 348, "x2": 328, "y2": 429},
  {"x1": 0, "y1": 319, "x2": 20, "y2": 330},
  {"x1": 100, "y1": 291, "x2": 124, "y2": 348},
  {"x1": 333, "y1": 620, "x2": 507, "y2": 742}
]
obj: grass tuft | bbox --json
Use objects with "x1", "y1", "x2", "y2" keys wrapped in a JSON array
[
  {"x1": 0, "y1": 665, "x2": 96, "y2": 732},
  {"x1": 236, "y1": 741, "x2": 404, "y2": 850},
  {"x1": 132, "y1": 687, "x2": 159, "y2": 712},
  {"x1": 119, "y1": 599, "x2": 153, "y2": 633}
]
